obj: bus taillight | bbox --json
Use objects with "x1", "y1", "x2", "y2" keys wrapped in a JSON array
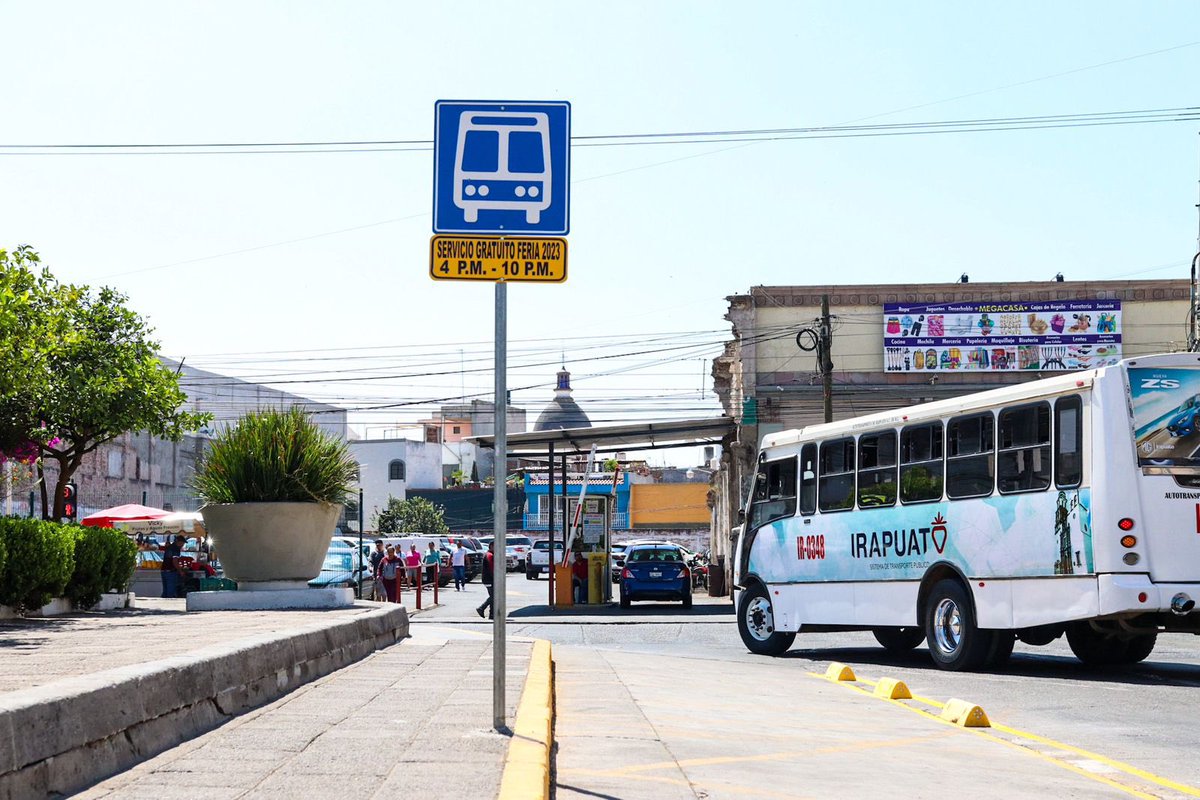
[
  {"x1": 1118, "y1": 518, "x2": 1135, "y2": 532},
  {"x1": 1120, "y1": 534, "x2": 1137, "y2": 549}
]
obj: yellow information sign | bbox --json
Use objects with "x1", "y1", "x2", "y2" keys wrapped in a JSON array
[{"x1": 429, "y1": 235, "x2": 567, "y2": 283}]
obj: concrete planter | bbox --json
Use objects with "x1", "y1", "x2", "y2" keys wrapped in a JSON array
[{"x1": 201, "y1": 502, "x2": 342, "y2": 588}]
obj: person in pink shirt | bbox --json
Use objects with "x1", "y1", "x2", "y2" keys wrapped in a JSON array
[{"x1": 405, "y1": 544, "x2": 422, "y2": 587}]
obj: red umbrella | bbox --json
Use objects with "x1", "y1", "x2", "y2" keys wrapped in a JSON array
[{"x1": 80, "y1": 503, "x2": 171, "y2": 528}]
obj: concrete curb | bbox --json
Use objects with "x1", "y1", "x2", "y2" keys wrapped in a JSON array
[
  {"x1": 498, "y1": 639, "x2": 554, "y2": 800},
  {"x1": 0, "y1": 604, "x2": 409, "y2": 799}
]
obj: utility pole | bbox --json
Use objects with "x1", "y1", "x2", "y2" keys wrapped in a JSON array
[{"x1": 819, "y1": 294, "x2": 834, "y2": 423}]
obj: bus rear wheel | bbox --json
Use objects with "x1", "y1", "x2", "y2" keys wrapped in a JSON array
[
  {"x1": 873, "y1": 627, "x2": 925, "y2": 654},
  {"x1": 924, "y1": 579, "x2": 994, "y2": 671},
  {"x1": 737, "y1": 583, "x2": 795, "y2": 656},
  {"x1": 1067, "y1": 623, "x2": 1156, "y2": 666}
]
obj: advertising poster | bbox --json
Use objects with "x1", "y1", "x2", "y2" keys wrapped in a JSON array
[
  {"x1": 1129, "y1": 367, "x2": 1200, "y2": 470},
  {"x1": 882, "y1": 300, "x2": 1121, "y2": 373}
]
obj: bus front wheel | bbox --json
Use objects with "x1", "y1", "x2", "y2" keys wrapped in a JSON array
[
  {"x1": 737, "y1": 583, "x2": 795, "y2": 656},
  {"x1": 924, "y1": 579, "x2": 994, "y2": 671}
]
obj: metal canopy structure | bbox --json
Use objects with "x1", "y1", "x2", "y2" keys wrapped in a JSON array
[
  {"x1": 467, "y1": 416, "x2": 735, "y2": 456},
  {"x1": 470, "y1": 415, "x2": 734, "y2": 614}
]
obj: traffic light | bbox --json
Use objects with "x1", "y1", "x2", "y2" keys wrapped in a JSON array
[{"x1": 62, "y1": 482, "x2": 77, "y2": 521}]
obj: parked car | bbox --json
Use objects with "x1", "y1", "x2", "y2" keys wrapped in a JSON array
[
  {"x1": 610, "y1": 543, "x2": 630, "y2": 582},
  {"x1": 505, "y1": 535, "x2": 534, "y2": 571},
  {"x1": 613, "y1": 539, "x2": 681, "y2": 583},
  {"x1": 618, "y1": 543, "x2": 693, "y2": 609},
  {"x1": 309, "y1": 539, "x2": 366, "y2": 590},
  {"x1": 526, "y1": 539, "x2": 565, "y2": 579}
]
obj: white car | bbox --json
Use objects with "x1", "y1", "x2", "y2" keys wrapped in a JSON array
[
  {"x1": 505, "y1": 535, "x2": 534, "y2": 572},
  {"x1": 526, "y1": 540, "x2": 565, "y2": 579}
]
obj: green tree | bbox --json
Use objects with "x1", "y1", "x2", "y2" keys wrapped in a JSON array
[
  {"x1": 0, "y1": 247, "x2": 211, "y2": 519},
  {"x1": 373, "y1": 496, "x2": 449, "y2": 536}
]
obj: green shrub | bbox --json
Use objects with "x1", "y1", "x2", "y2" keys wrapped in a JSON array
[
  {"x1": 66, "y1": 525, "x2": 137, "y2": 609},
  {"x1": 192, "y1": 406, "x2": 357, "y2": 504},
  {"x1": 0, "y1": 517, "x2": 75, "y2": 611}
]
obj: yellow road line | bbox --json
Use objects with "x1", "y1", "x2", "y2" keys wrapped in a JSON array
[
  {"x1": 498, "y1": 639, "x2": 553, "y2": 800},
  {"x1": 810, "y1": 670, "x2": 1192, "y2": 799}
]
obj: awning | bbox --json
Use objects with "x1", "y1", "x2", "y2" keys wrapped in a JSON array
[
  {"x1": 80, "y1": 503, "x2": 171, "y2": 528},
  {"x1": 468, "y1": 416, "x2": 735, "y2": 456}
]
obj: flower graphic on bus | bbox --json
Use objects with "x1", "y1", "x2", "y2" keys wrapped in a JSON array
[
  {"x1": 453, "y1": 111, "x2": 552, "y2": 224},
  {"x1": 930, "y1": 513, "x2": 948, "y2": 554}
]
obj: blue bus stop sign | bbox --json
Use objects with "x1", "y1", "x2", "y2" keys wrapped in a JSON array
[{"x1": 433, "y1": 100, "x2": 570, "y2": 235}]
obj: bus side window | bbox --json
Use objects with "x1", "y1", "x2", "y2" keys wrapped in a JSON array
[
  {"x1": 799, "y1": 443, "x2": 817, "y2": 515},
  {"x1": 819, "y1": 438, "x2": 855, "y2": 512},
  {"x1": 749, "y1": 458, "x2": 798, "y2": 530},
  {"x1": 1055, "y1": 395, "x2": 1083, "y2": 488},
  {"x1": 900, "y1": 422, "x2": 944, "y2": 503},
  {"x1": 997, "y1": 402, "x2": 1051, "y2": 494},
  {"x1": 858, "y1": 431, "x2": 897, "y2": 507},
  {"x1": 946, "y1": 413, "x2": 994, "y2": 499}
]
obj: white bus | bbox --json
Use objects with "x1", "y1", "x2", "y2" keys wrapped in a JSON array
[
  {"x1": 453, "y1": 111, "x2": 552, "y2": 224},
  {"x1": 733, "y1": 352, "x2": 1200, "y2": 670}
]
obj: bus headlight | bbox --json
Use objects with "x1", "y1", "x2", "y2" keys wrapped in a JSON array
[
  {"x1": 464, "y1": 185, "x2": 476, "y2": 196},
  {"x1": 478, "y1": 185, "x2": 490, "y2": 197},
  {"x1": 528, "y1": 186, "x2": 540, "y2": 198},
  {"x1": 515, "y1": 186, "x2": 526, "y2": 197}
]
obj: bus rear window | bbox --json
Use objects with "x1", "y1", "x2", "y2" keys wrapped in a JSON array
[{"x1": 997, "y1": 403, "x2": 1051, "y2": 494}]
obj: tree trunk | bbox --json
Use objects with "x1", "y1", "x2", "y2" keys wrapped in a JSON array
[{"x1": 37, "y1": 460, "x2": 49, "y2": 520}]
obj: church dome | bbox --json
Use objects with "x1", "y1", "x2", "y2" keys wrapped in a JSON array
[{"x1": 533, "y1": 366, "x2": 592, "y2": 432}]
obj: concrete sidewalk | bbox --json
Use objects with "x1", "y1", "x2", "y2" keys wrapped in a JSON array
[
  {"x1": 1, "y1": 600, "x2": 409, "y2": 798},
  {"x1": 553, "y1": 646, "x2": 1155, "y2": 799},
  {"x1": 78, "y1": 630, "x2": 533, "y2": 799},
  {"x1": 0, "y1": 598, "x2": 382, "y2": 694}
]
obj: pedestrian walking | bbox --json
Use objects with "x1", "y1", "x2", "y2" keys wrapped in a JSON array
[
  {"x1": 451, "y1": 541, "x2": 467, "y2": 591},
  {"x1": 161, "y1": 534, "x2": 184, "y2": 598},
  {"x1": 476, "y1": 541, "x2": 495, "y2": 619},
  {"x1": 378, "y1": 545, "x2": 403, "y2": 603},
  {"x1": 405, "y1": 544, "x2": 421, "y2": 588},
  {"x1": 424, "y1": 542, "x2": 440, "y2": 588},
  {"x1": 369, "y1": 540, "x2": 386, "y2": 601}
]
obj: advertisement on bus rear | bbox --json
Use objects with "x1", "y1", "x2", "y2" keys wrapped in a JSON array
[{"x1": 1129, "y1": 367, "x2": 1200, "y2": 470}]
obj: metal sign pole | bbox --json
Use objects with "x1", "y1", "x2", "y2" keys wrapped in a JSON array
[{"x1": 493, "y1": 280, "x2": 508, "y2": 732}]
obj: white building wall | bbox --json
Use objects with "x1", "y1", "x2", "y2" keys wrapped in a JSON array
[{"x1": 348, "y1": 439, "x2": 445, "y2": 530}]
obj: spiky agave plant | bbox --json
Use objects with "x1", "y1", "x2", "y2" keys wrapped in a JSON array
[{"x1": 193, "y1": 407, "x2": 357, "y2": 504}]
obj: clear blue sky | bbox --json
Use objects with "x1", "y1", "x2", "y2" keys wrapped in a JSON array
[{"x1": 3, "y1": 1, "x2": 1199, "y2": 460}]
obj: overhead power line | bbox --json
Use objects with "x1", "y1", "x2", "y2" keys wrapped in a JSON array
[{"x1": 3, "y1": 106, "x2": 1197, "y2": 155}]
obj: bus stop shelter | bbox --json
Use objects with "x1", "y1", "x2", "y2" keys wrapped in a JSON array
[{"x1": 469, "y1": 416, "x2": 735, "y2": 605}]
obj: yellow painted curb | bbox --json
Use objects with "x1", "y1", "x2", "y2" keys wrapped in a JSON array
[
  {"x1": 824, "y1": 662, "x2": 857, "y2": 681},
  {"x1": 873, "y1": 677, "x2": 912, "y2": 700},
  {"x1": 498, "y1": 640, "x2": 554, "y2": 800},
  {"x1": 940, "y1": 698, "x2": 990, "y2": 727}
]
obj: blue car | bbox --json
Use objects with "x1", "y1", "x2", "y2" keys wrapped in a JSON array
[
  {"x1": 1167, "y1": 395, "x2": 1200, "y2": 437},
  {"x1": 308, "y1": 539, "x2": 365, "y2": 589},
  {"x1": 618, "y1": 544, "x2": 693, "y2": 609}
]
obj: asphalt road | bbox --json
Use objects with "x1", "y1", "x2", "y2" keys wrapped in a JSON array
[{"x1": 415, "y1": 577, "x2": 1200, "y2": 797}]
